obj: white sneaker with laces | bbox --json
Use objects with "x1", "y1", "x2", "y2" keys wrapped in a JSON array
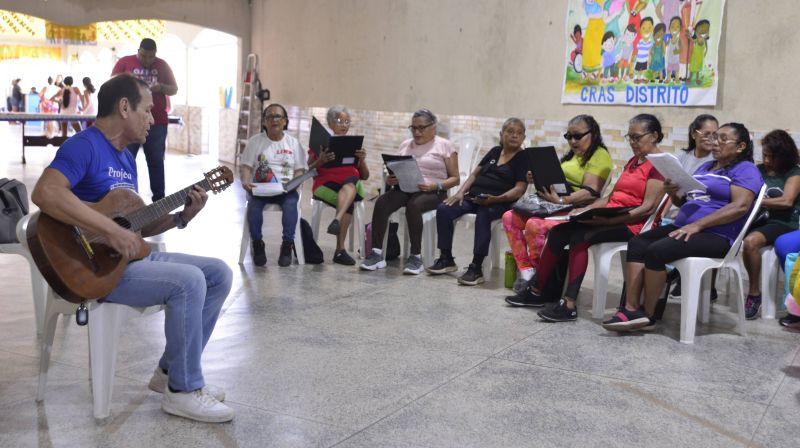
[
  {"x1": 162, "y1": 388, "x2": 234, "y2": 423},
  {"x1": 148, "y1": 367, "x2": 226, "y2": 402}
]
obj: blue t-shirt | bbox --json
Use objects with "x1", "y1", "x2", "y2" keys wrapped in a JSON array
[
  {"x1": 674, "y1": 160, "x2": 764, "y2": 243},
  {"x1": 48, "y1": 127, "x2": 138, "y2": 202}
]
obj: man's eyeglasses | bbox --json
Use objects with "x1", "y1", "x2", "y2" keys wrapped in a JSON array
[
  {"x1": 264, "y1": 114, "x2": 286, "y2": 122},
  {"x1": 563, "y1": 130, "x2": 591, "y2": 141},
  {"x1": 624, "y1": 132, "x2": 652, "y2": 143},
  {"x1": 408, "y1": 122, "x2": 434, "y2": 133}
]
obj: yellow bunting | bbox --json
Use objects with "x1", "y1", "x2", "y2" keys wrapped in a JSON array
[{"x1": 0, "y1": 45, "x2": 61, "y2": 61}]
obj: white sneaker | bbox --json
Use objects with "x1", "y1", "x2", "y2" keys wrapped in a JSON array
[
  {"x1": 148, "y1": 367, "x2": 226, "y2": 402},
  {"x1": 162, "y1": 388, "x2": 234, "y2": 423},
  {"x1": 360, "y1": 251, "x2": 387, "y2": 271}
]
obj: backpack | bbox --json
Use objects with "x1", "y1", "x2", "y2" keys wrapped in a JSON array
[
  {"x1": 299, "y1": 218, "x2": 324, "y2": 264},
  {"x1": 0, "y1": 178, "x2": 28, "y2": 243}
]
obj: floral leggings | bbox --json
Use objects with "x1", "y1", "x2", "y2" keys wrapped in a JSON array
[{"x1": 502, "y1": 209, "x2": 563, "y2": 271}]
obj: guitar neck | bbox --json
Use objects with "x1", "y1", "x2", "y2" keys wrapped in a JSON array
[{"x1": 126, "y1": 179, "x2": 211, "y2": 232}]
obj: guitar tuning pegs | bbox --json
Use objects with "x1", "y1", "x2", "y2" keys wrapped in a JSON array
[{"x1": 76, "y1": 303, "x2": 89, "y2": 326}]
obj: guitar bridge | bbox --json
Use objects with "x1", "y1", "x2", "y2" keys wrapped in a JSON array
[{"x1": 72, "y1": 226, "x2": 99, "y2": 272}]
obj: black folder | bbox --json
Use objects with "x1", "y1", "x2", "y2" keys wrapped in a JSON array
[
  {"x1": 308, "y1": 116, "x2": 363, "y2": 167},
  {"x1": 524, "y1": 146, "x2": 570, "y2": 197}
]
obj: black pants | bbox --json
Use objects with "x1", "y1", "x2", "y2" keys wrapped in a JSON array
[
  {"x1": 371, "y1": 190, "x2": 445, "y2": 254},
  {"x1": 626, "y1": 224, "x2": 730, "y2": 271}
]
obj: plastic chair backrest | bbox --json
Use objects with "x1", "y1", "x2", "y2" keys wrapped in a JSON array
[
  {"x1": 724, "y1": 183, "x2": 767, "y2": 263},
  {"x1": 452, "y1": 134, "x2": 481, "y2": 180}
]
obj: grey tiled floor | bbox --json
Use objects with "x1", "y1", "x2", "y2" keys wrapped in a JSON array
[{"x1": 1, "y1": 122, "x2": 799, "y2": 447}]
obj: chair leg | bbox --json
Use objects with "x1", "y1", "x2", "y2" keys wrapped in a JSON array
[
  {"x1": 733, "y1": 267, "x2": 747, "y2": 337},
  {"x1": 699, "y1": 273, "x2": 711, "y2": 324},
  {"x1": 310, "y1": 200, "x2": 323, "y2": 241},
  {"x1": 238, "y1": 220, "x2": 250, "y2": 264},
  {"x1": 679, "y1": 268, "x2": 703, "y2": 344},
  {"x1": 36, "y1": 293, "x2": 61, "y2": 402},
  {"x1": 761, "y1": 250, "x2": 779, "y2": 319},
  {"x1": 294, "y1": 217, "x2": 305, "y2": 265},
  {"x1": 26, "y1": 255, "x2": 47, "y2": 337},
  {"x1": 591, "y1": 249, "x2": 615, "y2": 320},
  {"x1": 88, "y1": 304, "x2": 124, "y2": 420}
]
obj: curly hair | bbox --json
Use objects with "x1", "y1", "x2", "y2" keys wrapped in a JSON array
[
  {"x1": 561, "y1": 114, "x2": 607, "y2": 168},
  {"x1": 760, "y1": 129, "x2": 799, "y2": 174}
]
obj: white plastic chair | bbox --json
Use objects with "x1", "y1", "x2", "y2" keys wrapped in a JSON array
[
  {"x1": 759, "y1": 247, "x2": 781, "y2": 319},
  {"x1": 672, "y1": 184, "x2": 767, "y2": 344},
  {"x1": 310, "y1": 197, "x2": 366, "y2": 258},
  {"x1": 238, "y1": 191, "x2": 305, "y2": 265},
  {"x1": 0, "y1": 215, "x2": 48, "y2": 336},
  {"x1": 588, "y1": 194, "x2": 670, "y2": 319}
]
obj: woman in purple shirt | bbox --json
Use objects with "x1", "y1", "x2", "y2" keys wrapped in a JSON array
[{"x1": 604, "y1": 123, "x2": 764, "y2": 331}]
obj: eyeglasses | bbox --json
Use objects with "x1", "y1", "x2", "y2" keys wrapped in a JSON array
[
  {"x1": 694, "y1": 129, "x2": 715, "y2": 141},
  {"x1": 334, "y1": 118, "x2": 351, "y2": 126},
  {"x1": 708, "y1": 133, "x2": 737, "y2": 145},
  {"x1": 624, "y1": 132, "x2": 652, "y2": 143},
  {"x1": 264, "y1": 114, "x2": 286, "y2": 121},
  {"x1": 408, "y1": 122, "x2": 434, "y2": 133},
  {"x1": 503, "y1": 129, "x2": 525, "y2": 137},
  {"x1": 563, "y1": 130, "x2": 591, "y2": 141}
]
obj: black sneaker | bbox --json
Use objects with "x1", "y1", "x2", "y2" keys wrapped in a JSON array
[
  {"x1": 457, "y1": 263, "x2": 484, "y2": 286},
  {"x1": 538, "y1": 299, "x2": 577, "y2": 322},
  {"x1": 744, "y1": 294, "x2": 762, "y2": 320},
  {"x1": 252, "y1": 240, "x2": 267, "y2": 266},
  {"x1": 602, "y1": 307, "x2": 651, "y2": 332},
  {"x1": 426, "y1": 257, "x2": 457, "y2": 275},
  {"x1": 333, "y1": 249, "x2": 356, "y2": 266},
  {"x1": 669, "y1": 279, "x2": 681, "y2": 298},
  {"x1": 779, "y1": 313, "x2": 800, "y2": 329},
  {"x1": 278, "y1": 240, "x2": 294, "y2": 267},
  {"x1": 327, "y1": 219, "x2": 341, "y2": 236},
  {"x1": 504, "y1": 288, "x2": 552, "y2": 307}
]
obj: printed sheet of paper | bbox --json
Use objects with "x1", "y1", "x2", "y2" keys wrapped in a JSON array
[
  {"x1": 385, "y1": 158, "x2": 424, "y2": 193},
  {"x1": 252, "y1": 183, "x2": 286, "y2": 197},
  {"x1": 647, "y1": 153, "x2": 707, "y2": 194}
]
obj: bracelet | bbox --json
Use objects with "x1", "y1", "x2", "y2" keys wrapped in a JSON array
[{"x1": 174, "y1": 212, "x2": 188, "y2": 229}]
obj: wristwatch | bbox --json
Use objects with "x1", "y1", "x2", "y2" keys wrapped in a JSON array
[
  {"x1": 559, "y1": 197, "x2": 565, "y2": 205},
  {"x1": 174, "y1": 212, "x2": 188, "y2": 229}
]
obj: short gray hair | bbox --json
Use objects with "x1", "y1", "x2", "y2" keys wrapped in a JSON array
[
  {"x1": 326, "y1": 105, "x2": 351, "y2": 124},
  {"x1": 412, "y1": 108, "x2": 437, "y2": 125}
]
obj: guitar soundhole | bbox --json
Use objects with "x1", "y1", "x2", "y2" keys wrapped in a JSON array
[{"x1": 113, "y1": 216, "x2": 131, "y2": 229}]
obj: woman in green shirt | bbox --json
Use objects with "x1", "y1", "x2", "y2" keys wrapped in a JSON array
[
  {"x1": 502, "y1": 114, "x2": 613, "y2": 292},
  {"x1": 741, "y1": 130, "x2": 800, "y2": 319}
]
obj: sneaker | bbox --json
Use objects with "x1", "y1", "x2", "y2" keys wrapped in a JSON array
[
  {"x1": 779, "y1": 313, "x2": 800, "y2": 329},
  {"x1": 162, "y1": 387, "x2": 234, "y2": 423},
  {"x1": 538, "y1": 299, "x2": 577, "y2": 322},
  {"x1": 744, "y1": 294, "x2": 762, "y2": 320},
  {"x1": 360, "y1": 251, "x2": 387, "y2": 271},
  {"x1": 512, "y1": 276, "x2": 529, "y2": 294},
  {"x1": 278, "y1": 240, "x2": 294, "y2": 267},
  {"x1": 504, "y1": 288, "x2": 553, "y2": 307},
  {"x1": 602, "y1": 308, "x2": 651, "y2": 332},
  {"x1": 252, "y1": 240, "x2": 267, "y2": 266},
  {"x1": 333, "y1": 249, "x2": 356, "y2": 266},
  {"x1": 669, "y1": 279, "x2": 681, "y2": 298},
  {"x1": 403, "y1": 255, "x2": 424, "y2": 275},
  {"x1": 326, "y1": 219, "x2": 341, "y2": 236},
  {"x1": 148, "y1": 367, "x2": 225, "y2": 402},
  {"x1": 426, "y1": 257, "x2": 458, "y2": 275},
  {"x1": 458, "y1": 263, "x2": 484, "y2": 286}
]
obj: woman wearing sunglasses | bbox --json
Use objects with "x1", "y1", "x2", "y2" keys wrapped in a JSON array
[
  {"x1": 506, "y1": 114, "x2": 666, "y2": 323},
  {"x1": 501, "y1": 114, "x2": 613, "y2": 293}
]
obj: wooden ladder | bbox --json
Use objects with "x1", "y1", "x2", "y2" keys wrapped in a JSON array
[{"x1": 234, "y1": 54, "x2": 260, "y2": 168}]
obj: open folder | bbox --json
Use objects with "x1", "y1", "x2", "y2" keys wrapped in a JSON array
[
  {"x1": 646, "y1": 153, "x2": 707, "y2": 194},
  {"x1": 545, "y1": 206, "x2": 635, "y2": 222},
  {"x1": 308, "y1": 116, "x2": 363, "y2": 167},
  {"x1": 525, "y1": 146, "x2": 570, "y2": 196},
  {"x1": 252, "y1": 169, "x2": 318, "y2": 197},
  {"x1": 382, "y1": 154, "x2": 424, "y2": 193}
]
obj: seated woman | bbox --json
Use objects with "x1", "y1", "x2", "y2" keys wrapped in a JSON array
[
  {"x1": 426, "y1": 118, "x2": 528, "y2": 286},
  {"x1": 774, "y1": 230, "x2": 800, "y2": 328},
  {"x1": 240, "y1": 103, "x2": 308, "y2": 267},
  {"x1": 502, "y1": 114, "x2": 613, "y2": 292},
  {"x1": 360, "y1": 109, "x2": 459, "y2": 274},
  {"x1": 506, "y1": 113, "x2": 667, "y2": 323},
  {"x1": 740, "y1": 130, "x2": 800, "y2": 319},
  {"x1": 308, "y1": 105, "x2": 370, "y2": 265},
  {"x1": 604, "y1": 122, "x2": 763, "y2": 331}
]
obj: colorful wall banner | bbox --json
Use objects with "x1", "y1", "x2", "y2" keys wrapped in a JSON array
[
  {"x1": 561, "y1": 0, "x2": 726, "y2": 106},
  {"x1": 0, "y1": 45, "x2": 61, "y2": 61},
  {"x1": 45, "y1": 22, "x2": 97, "y2": 45}
]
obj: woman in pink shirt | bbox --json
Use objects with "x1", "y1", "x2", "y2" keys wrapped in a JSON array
[{"x1": 360, "y1": 109, "x2": 459, "y2": 275}]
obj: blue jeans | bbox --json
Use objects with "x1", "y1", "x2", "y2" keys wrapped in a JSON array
[
  {"x1": 246, "y1": 190, "x2": 299, "y2": 241},
  {"x1": 435, "y1": 199, "x2": 511, "y2": 257},
  {"x1": 127, "y1": 124, "x2": 168, "y2": 201},
  {"x1": 103, "y1": 252, "x2": 232, "y2": 392}
]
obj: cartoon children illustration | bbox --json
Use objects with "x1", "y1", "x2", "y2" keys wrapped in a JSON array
[
  {"x1": 689, "y1": 19, "x2": 710, "y2": 85},
  {"x1": 601, "y1": 31, "x2": 617, "y2": 82},
  {"x1": 665, "y1": 16, "x2": 683, "y2": 83},
  {"x1": 680, "y1": 0, "x2": 703, "y2": 81},
  {"x1": 570, "y1": 24, "x2": 584, "y2": 73},
  {"x1": 631, "y1": 17, "x2": 654, "y2": 84},
  {"x1": 582, "y1": 0, "x2": 607, "y2": 79},
  {"x1": 625, "y1": 0, "x2": 650, "y2": 50},
  {"x1": 618, "y1": 24, "x2": 637, "y2": 81},
  {"x1": 649, "y1": 23, "x2": 666, "y2": 83},
  {"x1": 603, "y1": 0, "x2": 626, "y2": 41},
  {"x1": 655, "y1": 0, "x2": 681, "y2": 26}
]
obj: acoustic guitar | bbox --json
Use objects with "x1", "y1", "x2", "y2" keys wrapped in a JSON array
[{"x1": 26, "y1": 166, "x2": 234, "y2": 303}]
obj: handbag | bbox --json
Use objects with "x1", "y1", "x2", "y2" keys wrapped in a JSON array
[
  {"x1": 511, "y1": 194, "x2": 573, "y2": 219},
  {"x1": 0, "y1": 178, "x2": 28, "y2": 243}
]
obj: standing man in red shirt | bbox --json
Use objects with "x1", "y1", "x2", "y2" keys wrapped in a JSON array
[{"x1": 112, "y1": 38, "x2": 177, "y2": 201}]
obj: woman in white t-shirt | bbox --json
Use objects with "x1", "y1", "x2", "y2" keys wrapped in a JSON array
[
  {"x1": 240, "y1": 103, "x2": 308, "y2": 267},
  {"x1": 360, "y1": 109, "x2": 460, "y2": 275}
]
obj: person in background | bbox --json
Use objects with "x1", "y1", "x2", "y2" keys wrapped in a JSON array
[
  {"x1": 40, "y1": 76, "x2": 59, "y2": 138},
  {"x1": 307, "y1": 105, "x2": 370, "y2": 265},
  {"x1": 427, "y1": 117, "x2": 528, "y2": 286},
  {"x1": 54, "y1": 76, "x2": 83, "y2": 134},
  {"x1": 112, "y1": 37, "x2": 178, "y2": 201},
  {"x1": 240, "y1": 103, "x2": 308, "y2": 267},
  {"x1": 360, "y1": 109, "x2": 459, "y2": 275},
  {"x1": 82, "y1": 77, "x2": 97, "y2": 128},
  {"x1": 740, "y1": 130, "x2": 800, "y2": 319},
  {"x1": 10, "y1": 78, "x2": 23, "y2": 112}
]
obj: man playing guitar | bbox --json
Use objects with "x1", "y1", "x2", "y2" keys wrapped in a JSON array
[{"x1": 31, "y1": 74, "x2": 234, "y2": 423}]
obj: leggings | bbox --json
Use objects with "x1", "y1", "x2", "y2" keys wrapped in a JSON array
[
  {"x1": 371, "y1": 190, "x2": 445, "y2": 254},
  {"x1": 774, "y1": 229, "x2": 800, "y2": 272},
  {"x1": 626, "y1": 224, "x2": 730, "y2": 271},
  {"x1": 535, "y1": 222, "x2": 634, "y2": 300},
  {"x1": 502, "y1": 210, "x2": 563, "y2": 271}
]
